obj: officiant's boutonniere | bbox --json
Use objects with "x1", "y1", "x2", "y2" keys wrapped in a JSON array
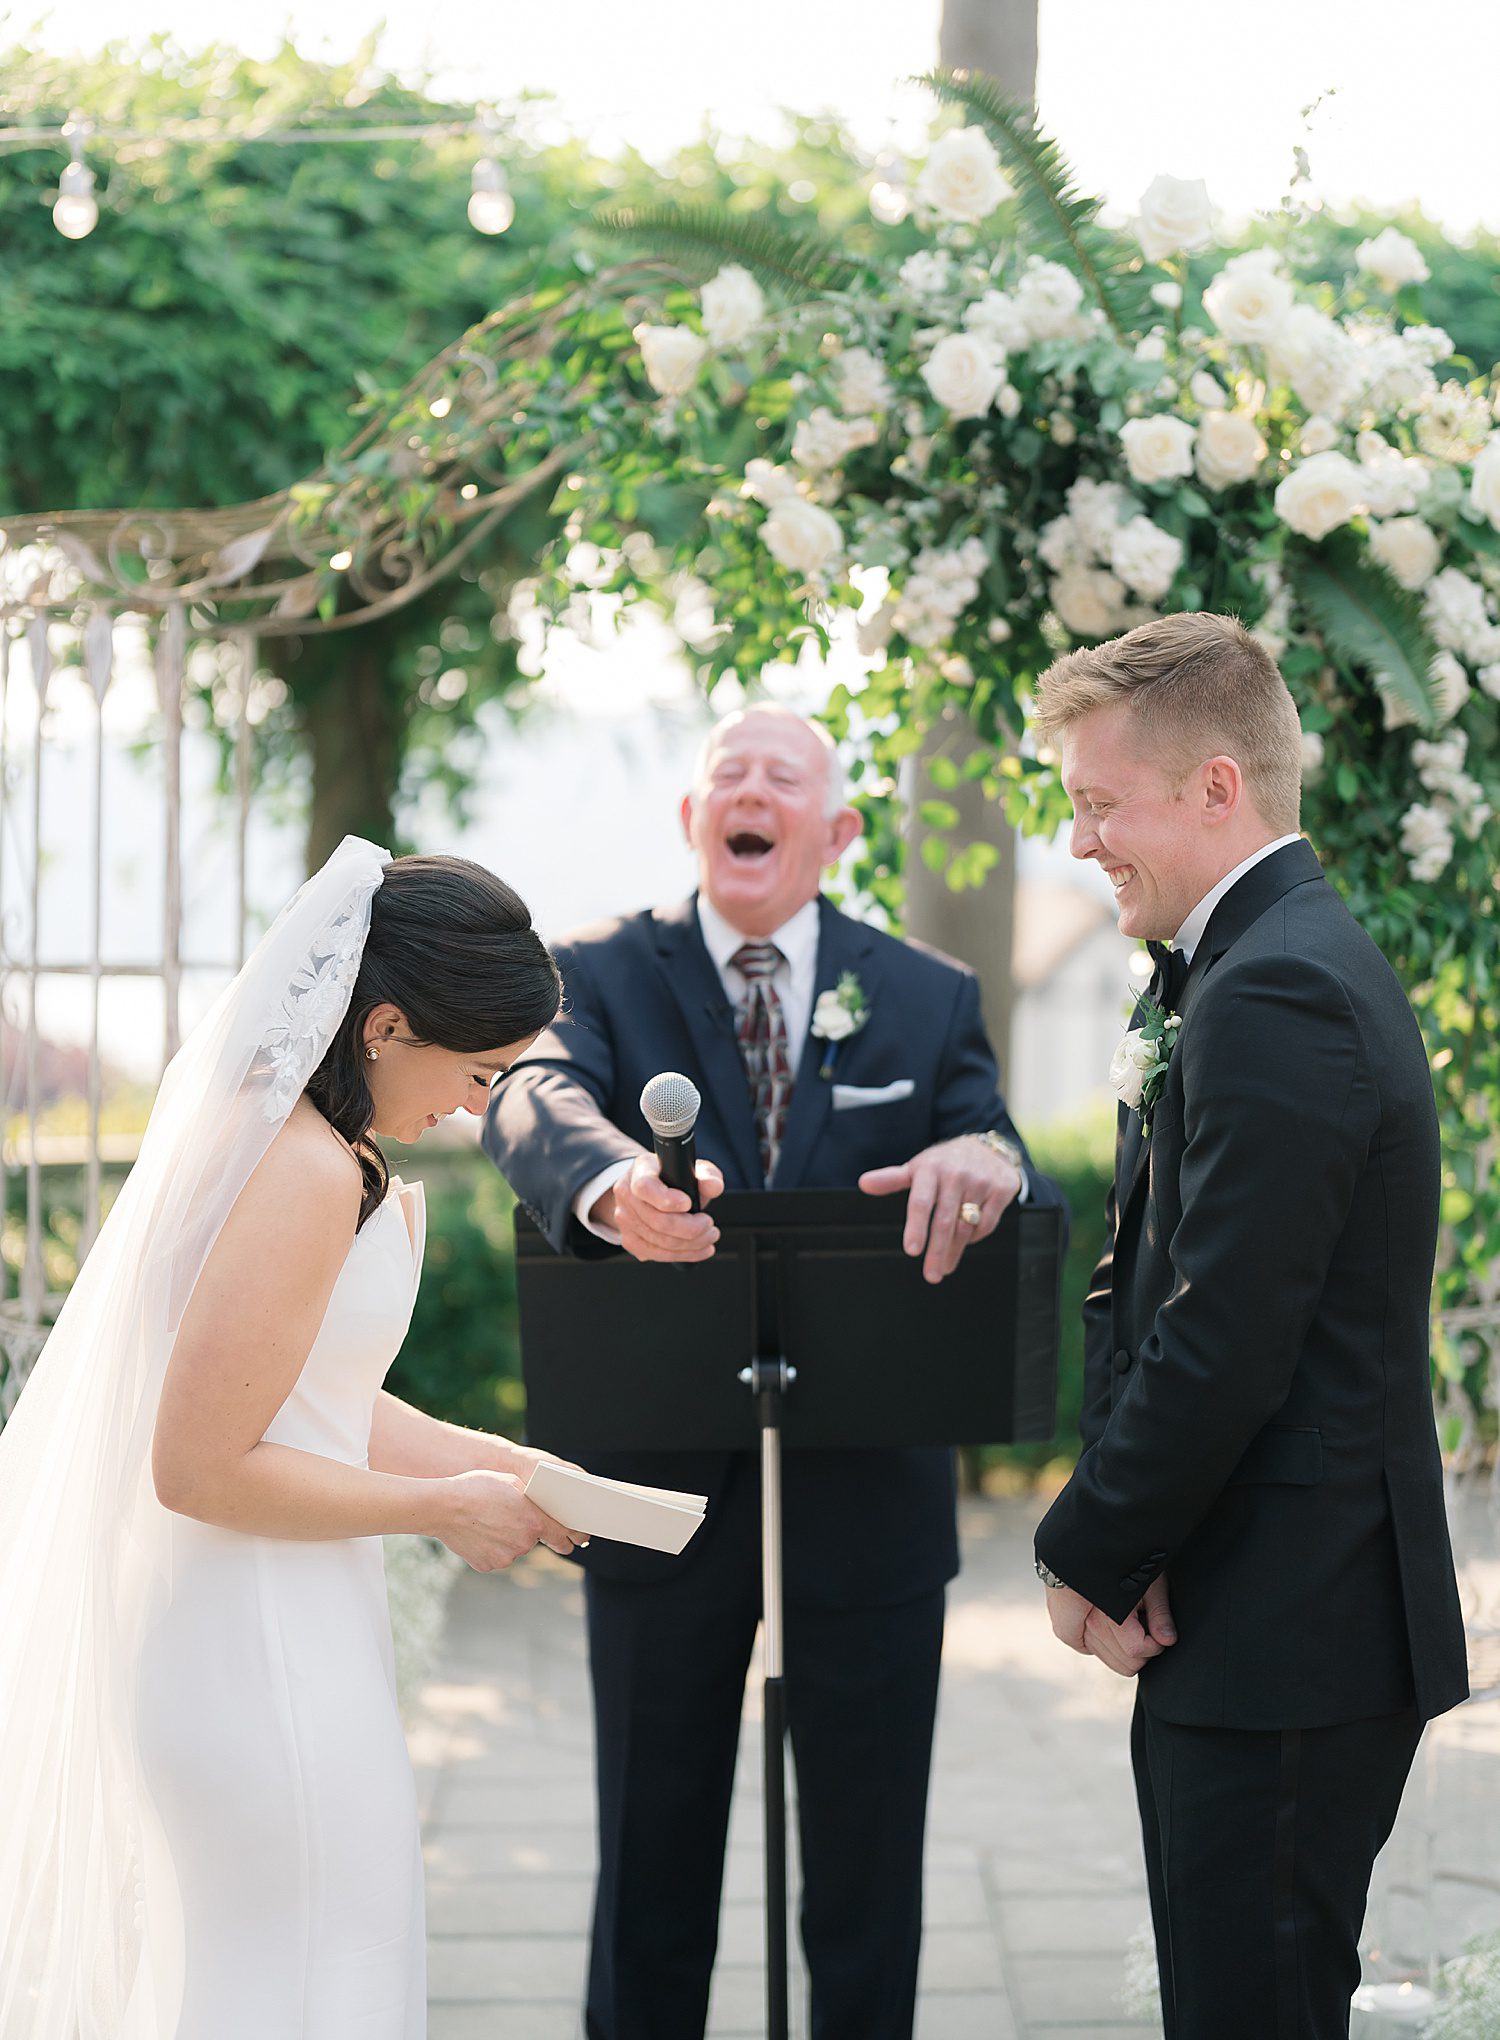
[
  {"x1": 1109, "y1": 993, "x2": 1182, "y2": 1135},
  {"x1": 813, "y1": 972, "x2": 870, "y2": 1079}
]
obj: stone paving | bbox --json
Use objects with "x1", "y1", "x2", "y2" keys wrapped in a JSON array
[{"x1": 407, "y1": 1496, "x2": 1499, "y2": 2039}]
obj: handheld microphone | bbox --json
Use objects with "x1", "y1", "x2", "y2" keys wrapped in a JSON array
[{"x1": 640, "y1": 1072, "x2": 703, "y2": 1213}]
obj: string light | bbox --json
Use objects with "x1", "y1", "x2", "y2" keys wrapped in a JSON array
[
  {"x1": 4, "y1": 108, "x2": 521, "y2": 241},
  {"x1": 52, "y1": 114, "x2": 98, "y2": 241}
]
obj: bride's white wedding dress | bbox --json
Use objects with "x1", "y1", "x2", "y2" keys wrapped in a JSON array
[{"x1": 135, "y1": 1178, "x2": 428, "y2": 2039}]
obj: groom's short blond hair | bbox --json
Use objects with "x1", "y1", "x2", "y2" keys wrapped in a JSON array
[{"x1": 1032, "y1": 613, "x2": 1304, "y2": 835}]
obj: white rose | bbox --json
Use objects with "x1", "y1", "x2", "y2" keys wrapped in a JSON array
[
  {"x1": 1471, "y1": 436, "x2": 1500, "y2": 531},
  {"x1": 761, "y1": 497, "x2": 842, "y2": 578},
  {"x1": 1135, "y1": 174, "x2": 1214, "y2": 264},
  {"x1": 1300, "y1": 416, "x2": 1338, "y2": 455},
  {"x1": 1189, "y1": 370, "x2": 1227, "y2": 409},
  {"x1": 899, "y1": 249, "x2": 953, "y2": 298},
  {"x1": 791, "y1": 406, "x2": 878, "y2": 474},
  {"x1": 1429, "y1": 651, "x2": 1471, "y2": 725},
  {"x1": 700, "y1": 264, "x2": 765, "y2": 348},
  {"x1": 1273, "y1": 451, "x2": 1367, "y2": 541},
  {"x1": 743, "y1": 459, "x2": 798, "y2": 506},
  {"x1": 1423, "y1": 567, "x2": 1495, "y2": 661},
  {"x1": 1050, "y1": 565, "x2": 1129, "y2": 639},
  {"x1": 833, "y1": 346, "x2": 893, "y2": 415},
  {"x1": 1067, "y1": 477, "x2": 1138, "y2": 556},
  {"x1": 1356, "y1": 228, "x2": 1430, "y2": 293},
  {"x1": 1195, "y1": 410, "x2": 1267, "y2": 491},
  {"x1": 963, "y1": 289, "x2": 1028, "y2": 355},
  {"x1": 1368, "y1": 516, "x2": 1441, "y2": 591},
  {"x1": 1015, "y1": 261, "x2": 1086, "y2": 341},
  {"x1": 1110, "y1": 516, "x2": 1184, "y2": 601},
  {"x1": 813, "y1": 991, "x2": 858, "y2": 1041},
  {"x1": 635, "y1": 323, "x2": 708, "y2": 398},
  {"x1": 915, "y1": 126, "x2": 1013, "y2": 224},
  {"x1": 1038, "y1": 514, "x2": 1084, "y2": 573},
  {"x1": 1109, "y1": 1029, "x2": 1155, "y2": 1109},
  {"x1": 1150, "y1": 279, "x2": 1183, "y2": 311},
  {"x1": 1266, "y1": 306, "x2": 1354, "y2": 417},
  {"x1": 1300, "y1": 731, "x2": 1325, "y2": 779},
  {"x1": 1202, "y1": 251, "x2": 1293, "y2": 348},
  {"x1": 921, "y1": 333, "x2": 1005, "y2": 419},
  {"x1": 996, "y1": 381, "x2": 1022, "y2": 420},
  {"x1": 1399, "y1": 801, "x2": 1455, "y2": 882},
  {"x1": 1120, "y1": 414, "x2": 1197, "y2": 486}
]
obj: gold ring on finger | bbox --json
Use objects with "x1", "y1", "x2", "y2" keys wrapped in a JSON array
[{"x1": 959, "y1": 1201, "x2": 983, "y2": 1227}]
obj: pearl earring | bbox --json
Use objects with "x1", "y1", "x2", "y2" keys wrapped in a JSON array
[{"x1": 365, "y1": 1046, "x2": 380, "y2": 1062}]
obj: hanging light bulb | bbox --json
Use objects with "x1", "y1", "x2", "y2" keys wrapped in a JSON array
[
  {"x1": 467, "y1": 154, "x2": 514, "y2": 236},
  {"x1": 53, "y1": 114, "x2": 98, "y2": 241}
]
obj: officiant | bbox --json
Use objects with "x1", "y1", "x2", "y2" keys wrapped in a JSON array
[{"x1": 483, "y1": 703, "x2": 1062, "y2": 2040}]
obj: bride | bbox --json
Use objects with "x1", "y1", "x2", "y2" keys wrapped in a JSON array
[{"x1": 0, "y1": 837, "x2": 582, "y2": 2039}]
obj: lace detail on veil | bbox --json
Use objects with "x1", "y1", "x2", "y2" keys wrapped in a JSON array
[{"x1": 258, "y1": 881, "x2": 380, "y2": 1120}]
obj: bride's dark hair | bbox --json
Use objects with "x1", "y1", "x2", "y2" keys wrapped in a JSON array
[{"x1": 306, "y1": 854, "x2": 561, "y2": 1223}]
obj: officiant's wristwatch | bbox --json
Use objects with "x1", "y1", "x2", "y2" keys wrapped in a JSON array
[
  {"x1": 1035, "y1": 1558, "x2": 1070, "y2": 1592},
  {"x1": 963, "y1": 1129, "x2": 1024, "y2": 1175}
]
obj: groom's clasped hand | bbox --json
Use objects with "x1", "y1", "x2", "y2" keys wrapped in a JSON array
[{"x1": 1045, "y1": 1574, "x2": 1177, "y2": 1678}]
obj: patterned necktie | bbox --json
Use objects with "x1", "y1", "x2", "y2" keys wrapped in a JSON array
[
  {"x1": 1147, "y1": 939, "x2": 1189, "y2": 1013},
  {"x1": 731, "y1": 942, "x2": 793, "y2": 1185}
]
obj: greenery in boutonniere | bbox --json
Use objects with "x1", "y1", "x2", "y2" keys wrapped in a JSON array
[
  {"x1": 1109, "y1": 993, "x2": 1183, "y2": 1136},
  {"x1": 813, "y1": 971, "x2": 870, "y2": 1078}
]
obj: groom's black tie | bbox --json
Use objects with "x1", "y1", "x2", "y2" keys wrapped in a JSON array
[{"x1": 1147, "y1": 940, "x2": 1189, "y2": 1013}]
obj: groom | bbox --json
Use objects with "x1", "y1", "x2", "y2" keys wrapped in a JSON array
[{"x1": 1031, "y1": 614, "x2": 1467, "y2": 2036}]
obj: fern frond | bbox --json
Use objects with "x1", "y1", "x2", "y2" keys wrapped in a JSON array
[
  {"x1": 1289, "y1": 535, "x2": 1442, "y2": 731},
  {"x1": 596, "y1": 206, "x2": 859, "y2": 298},
  {"x1": 917, "y1": 68, "x2": 1150, "y2": 336}
]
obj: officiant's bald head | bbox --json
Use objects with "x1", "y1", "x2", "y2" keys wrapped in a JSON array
[{"x1": 681, "y1": 706, "x2": 861, "y2": 937}]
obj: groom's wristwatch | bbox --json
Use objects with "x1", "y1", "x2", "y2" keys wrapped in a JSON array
[{"x1": 1035, "y1": 1558, "x2": 1070, "y2": 1592}]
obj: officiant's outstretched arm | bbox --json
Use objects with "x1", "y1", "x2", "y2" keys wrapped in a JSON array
[
  {"x1": 1030, "y1": 613, "x2": 1468, "y2": 2040},
  {"x1": 483, "y1": 702, "x2": 1060, "y2": 2040}
]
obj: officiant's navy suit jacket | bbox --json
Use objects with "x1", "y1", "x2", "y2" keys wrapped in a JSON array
[{"x1": 485, "y1": 891, "x2": 1062, "y2": 1607}]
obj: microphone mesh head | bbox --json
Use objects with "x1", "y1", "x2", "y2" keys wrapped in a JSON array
[{"x1": 640, "y1": 1071, "x2": 701, "y2": 1141}]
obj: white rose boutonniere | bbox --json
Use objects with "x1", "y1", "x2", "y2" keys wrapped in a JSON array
[
  {"x1": 812, "y1": 972, "x2": 870, "y2": 1079},
  {"x1": 1109, "y1": 992, "x2": 1182, "y2": 1134}
]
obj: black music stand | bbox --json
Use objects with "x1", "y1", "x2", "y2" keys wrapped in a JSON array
[{"x1": 515, "y1": 1190, "x2": 1062, "y2": 2040}]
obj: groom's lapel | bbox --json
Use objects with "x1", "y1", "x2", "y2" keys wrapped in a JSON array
[
  {"x1": 770, "y1": 898, "x2": 877, "y2": 1190},
  {"x1": 1114, "y1": 838, "x2": 1328, "y2": 1235},
  {"x1": 649, "y1": 896, "x2": 762, "y2": 1188}
]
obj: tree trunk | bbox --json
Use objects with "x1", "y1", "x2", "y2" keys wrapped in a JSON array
[
  {"x1": 904, "y1": 0, "x2": 1039, "y2": 1075},
  {"x1": 302, "y1": 645, "x2": 402, "y2": 872},
  {"x1": 938, "y1": 0, "x2": 1038, "y2": 94}
]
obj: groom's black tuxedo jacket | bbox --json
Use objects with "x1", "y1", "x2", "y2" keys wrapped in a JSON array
[
  {"x1": 1036, "y1": 839, "x2": 1468, "y2": 1731},
  {"x1": 486, "y1": 890, "x2": 1060, "y2": 1607}
]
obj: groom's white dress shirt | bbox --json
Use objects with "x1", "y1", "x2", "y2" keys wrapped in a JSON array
[{"x1": 1171, "y1": 835, "x2": 1302, "y2": 966}]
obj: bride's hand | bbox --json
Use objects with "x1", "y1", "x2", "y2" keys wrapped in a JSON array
[
  {"x1": 490, "y1": 1439, "x2": 585, "y2": 1482},
  {"x1": 437, "y1": 1468, "x2": 581, "y2": 1571}
]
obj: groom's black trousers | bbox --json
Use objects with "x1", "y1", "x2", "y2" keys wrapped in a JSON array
[
  {"x1": 583, "y1": 1454, "x2": 945, "y2": 2040},
  {"x1": 1132, "y1": 1695, "x2": 1423, "y2": 2039}
]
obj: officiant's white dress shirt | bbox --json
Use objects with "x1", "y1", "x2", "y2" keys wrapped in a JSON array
[{"x1": 572, "y1": 897, "x2": 821, "y2": 1244}]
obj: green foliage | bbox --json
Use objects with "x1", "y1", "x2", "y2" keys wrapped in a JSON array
[
  {"x1": 1288, "y1": 536, "x2": 1442, "y2": 731},
  {"x1": 384, "y1": 1149, "x2": 527, "y2": 1433},
  {"x1": 919, "y1": 66, "x2": 1152, "y2": 336},
  {"x1": 598, "y1": 205, "x2": 859, "y2": 296}
]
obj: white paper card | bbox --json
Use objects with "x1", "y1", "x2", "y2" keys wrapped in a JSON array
[
  {"x1": 524, "y1": 1460, "x2": 708, "y2": 1556},
  {"x1": 831, "y1": 1078, "x2": 915, "y2": 1111}
]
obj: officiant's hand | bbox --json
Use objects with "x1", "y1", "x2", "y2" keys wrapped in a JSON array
[
  {"x1": 439, "y1": 1468, "x2": 582, "y2": 1571},
  {"x1": 859, "y1": 1136, "x2": 1022, "y2": 1284},
  {"x1": 600, "y1": 1153, "x2": 725, "y2": 1264}
]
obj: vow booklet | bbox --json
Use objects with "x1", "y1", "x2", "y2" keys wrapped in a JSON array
[{"x1": 524, "y1": 1460, "x2": 708, "y2": 1556}]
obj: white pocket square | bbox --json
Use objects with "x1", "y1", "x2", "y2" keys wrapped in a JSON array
[{"x1": 831, "y1": 1079, "x2": 915, "y2": 1111}]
